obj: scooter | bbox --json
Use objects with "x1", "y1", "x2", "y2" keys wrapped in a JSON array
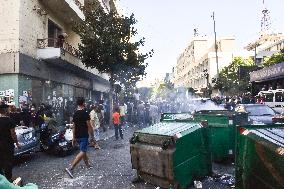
[{"x1": 38, "y1": 119, "x2": 74, "y2": 156}]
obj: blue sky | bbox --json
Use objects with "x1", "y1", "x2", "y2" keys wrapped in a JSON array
[{"x1": 119, "y1": 0, "x2": 284, "y2": 81}]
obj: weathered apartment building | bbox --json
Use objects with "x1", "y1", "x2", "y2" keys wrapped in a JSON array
[
  {"x1": 173, "y1": 36, "x2": 235, "y2": 91},
  {"x1": 0, "y1": 0, "x2": 116, "y2": 112}
]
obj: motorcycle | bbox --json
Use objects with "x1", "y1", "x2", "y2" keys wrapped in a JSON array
[{"x1": 38, "y1": 119, "x2": 74, "y2": 156}]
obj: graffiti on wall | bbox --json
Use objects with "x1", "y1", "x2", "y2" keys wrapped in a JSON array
[
  {"x1": 0, "y1": 89, "x2": 15, "y2": 104},
  {"x1": 45, "y1": 91, "x2": 75, "y2": 122},
  {"x1": 19, "y1": 90, "x2": 32, "y2": 104},
  {"x1": 0, "y1": 89, "x2": 14, "y2": 97}
]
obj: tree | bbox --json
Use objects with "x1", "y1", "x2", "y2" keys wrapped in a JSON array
[
  {"x1": 74, "y1": 2, "x2": 153, "y2": 120},
  {"x1": 263, "y1": 48, "x2": 284, "y2": 67},
  {"x1": 212, "y1": 57, "x2": 254, "y2": 95}
]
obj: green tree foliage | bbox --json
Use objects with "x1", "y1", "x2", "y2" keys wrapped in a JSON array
[
  {"x1": 73, "y1": 2, "x2": 153, "y2": 122},
  {"x1": 263, "y1": 48, "x2": 284, "y2": 67},
  {"x1": 212, "y1": 57, "x2": 254, "y2": 95},
  {"x1": 74, "y1": 2, "x2": 153, "y2": 87}
]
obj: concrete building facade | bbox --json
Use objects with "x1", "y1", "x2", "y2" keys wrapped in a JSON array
[
  {"x1": 173, "y1": 36, "x2": 235, "y2": 91},
  {"x1": 246, "y1": 33, "x2": 284, "y2": 65},
  {"x1": 0, "y1": 0, "x2": 112, "y2": 120}
]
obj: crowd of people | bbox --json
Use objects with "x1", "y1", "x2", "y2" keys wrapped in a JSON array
[
  {"x1": 211, "y1": 92, "x2": 263, "y2": 110},
  {"x1": 0, "y1": 98, "x2": 109, "y2": 186},
  {"x1": 0, "y1": 96, "x2": 159, "y2": 182},
  {"x1": 0, "y1": 91, "x2": 269, "y2": 183}
]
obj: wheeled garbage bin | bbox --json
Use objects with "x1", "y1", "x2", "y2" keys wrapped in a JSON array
[
  {"x1": 160, "y1": 113, "x2": 193, "y2": 122},
  {"x1": 193, "y1": 110, "x2": 248, "y2": 161},
  {"x1": 130, "y1": 121, "x2": 211, "y2": 189},
  {"x1": 235, "y1": 124, "x2": 284, "y2": 189}
]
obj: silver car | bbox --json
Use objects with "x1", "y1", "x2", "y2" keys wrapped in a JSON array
[
  {"x1": 235, "y1": 104, "x2": 276, "y2": 124},
  {"x1": 14, "y1": 126, "x2": 39, "y2": 156}
]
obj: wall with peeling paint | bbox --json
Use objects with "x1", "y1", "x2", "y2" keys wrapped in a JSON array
[
  {"x1": 0, "y1": 0, "x2": 110, "y2": 109},
  {"x1": 0, "y1": 0, "x2": 20, "y2": 54}
]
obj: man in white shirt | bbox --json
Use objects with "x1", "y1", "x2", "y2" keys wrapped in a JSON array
[
  {"x1": 119, "y1": 102, "x2": 127, "y2": 126},
  {"x1": 89, "y1": 105, "x2": 101, "y2": 149}
]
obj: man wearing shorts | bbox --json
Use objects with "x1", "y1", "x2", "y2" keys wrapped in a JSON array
[{"x1": 65, "y1": 98, "x2": 93, "y2": 178}]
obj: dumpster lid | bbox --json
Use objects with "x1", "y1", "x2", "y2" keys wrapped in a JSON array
[
  {"x1": 195, "y1": 110, "x2": 232, "y2": 114},
  {"x1": 136, "y1": 122, "x2": 200, "y2": 136},
  {"x1": 247, "y1": 128, "x2": 284, "y2": 147},
  {"x1": 161, "y1": 113, "x2": 193, "y2": 121}
]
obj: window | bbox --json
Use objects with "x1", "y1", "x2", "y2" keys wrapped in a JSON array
[
  {"x1": 246, "y1": 105, "x2": 275, "y2": 116},
  {"x1": 275, "y1": 92, "x2": 284, "y2": 102},
  {"x1": 264, "y1": 93, "x2": 274, "y2": 102},
  {"x1": 48, "y1": 20, "x2": 62, "y2": 47}
]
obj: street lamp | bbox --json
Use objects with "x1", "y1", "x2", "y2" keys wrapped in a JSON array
[{"x1": 212, "y1": 12, "x2": 219, "y2": 78}]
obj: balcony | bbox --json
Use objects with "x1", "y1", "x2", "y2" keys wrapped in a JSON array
[
  {"x1": 39, "y1": 0, "x2": 85, "y2": 24},
  {"x1": 37, "y1": 38, "x2": 81, "y2": 68}
]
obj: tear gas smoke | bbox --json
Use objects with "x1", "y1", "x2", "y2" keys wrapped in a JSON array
[{"x1": 149, "y1": 88, "x2": 224, "y2": 114}]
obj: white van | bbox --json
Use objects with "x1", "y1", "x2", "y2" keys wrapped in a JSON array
[{"x1": 258, "y1": 89, "x2": 284, "y2": 112}]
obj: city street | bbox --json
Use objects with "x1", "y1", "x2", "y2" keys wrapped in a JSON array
[
  {"x1": 14, "y1": 125, "x2": 233, "y2": 189},
  {"x1": 14, "y1": 126, "x2": 140, "y2": 189},
  {"x1": 1, "y1": 0, "x2": 284, "y2": 188}
]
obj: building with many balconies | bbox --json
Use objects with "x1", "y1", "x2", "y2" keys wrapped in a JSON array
[
  {"x1": 173, "y1": 35, "x2": 236, "y2": 92},
  {"x1": 0, "y1": 0, "x2": 116, "y2": 119}
]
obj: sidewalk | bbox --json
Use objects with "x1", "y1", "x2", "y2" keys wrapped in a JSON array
[
  {"x1": 98, "y1": 123, "x2": 136, "y2": 141},
  {"x1": 98, "y1": 127, "x2": 115, "y2": 141}
]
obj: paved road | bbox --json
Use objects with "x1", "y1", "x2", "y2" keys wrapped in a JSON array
[{"x1": 14, "y1": 125, "x2": 233, "y2": 189}]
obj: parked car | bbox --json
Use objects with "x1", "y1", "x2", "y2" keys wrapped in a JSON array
[
  {"x1": 235, "y1": 104, "x2": 277, "y2": 124},
  {"x1": 14, "y1": 126, "x2": 39, "y2": 156}
]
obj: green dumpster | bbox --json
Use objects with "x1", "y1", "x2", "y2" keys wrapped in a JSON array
[
  {"x1": 235, "y1": 124, "x2": 284, "y2": 189},
  {"x1": 193, "y1": 110, "x2": 248, "y2": 161},
  {"x1": 130, "y1": 121, "x2": 211, "y2": 189},
  {"x1": 160, "y1": 113, "x2": 193, "y2": 122}
]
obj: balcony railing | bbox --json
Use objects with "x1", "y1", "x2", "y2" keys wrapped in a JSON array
[{"x1": 37, "y1": 38, "x2": 81, "y2": 59}]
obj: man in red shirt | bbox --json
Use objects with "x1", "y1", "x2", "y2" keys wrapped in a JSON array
[{"x1": 112, "y1": 107, "x2": 123, "y2": 140}]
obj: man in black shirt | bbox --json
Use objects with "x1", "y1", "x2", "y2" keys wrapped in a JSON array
[
  {"x1": 0, "y1": 103, "x2": 19, "y2": 181},
  {"x1": 20, "y1": 104, "x2": 31, "y2": 127},
  {"x1": 65, "y1": 98, "x2": 93, "y2": 178}
]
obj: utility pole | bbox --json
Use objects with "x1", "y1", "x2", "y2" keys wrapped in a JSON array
[
  {"x1": 254, "y1": 43, "x2": 257, "y2": 65},
  {"x1": 212, "y1": 12, "x2": 219, "y2": 78}
]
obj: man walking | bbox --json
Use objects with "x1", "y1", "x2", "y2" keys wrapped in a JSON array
[
  {"x1": 113, "y1": 107, "x2": 123, "y2": 140},
  {"x1": 65, "y1": 98, "x2": 93, "y2": 178}
]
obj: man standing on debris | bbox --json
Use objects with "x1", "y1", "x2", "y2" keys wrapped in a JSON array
[{"x1": 65, "y1": 98, "x2": 93, "y2": 178}]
